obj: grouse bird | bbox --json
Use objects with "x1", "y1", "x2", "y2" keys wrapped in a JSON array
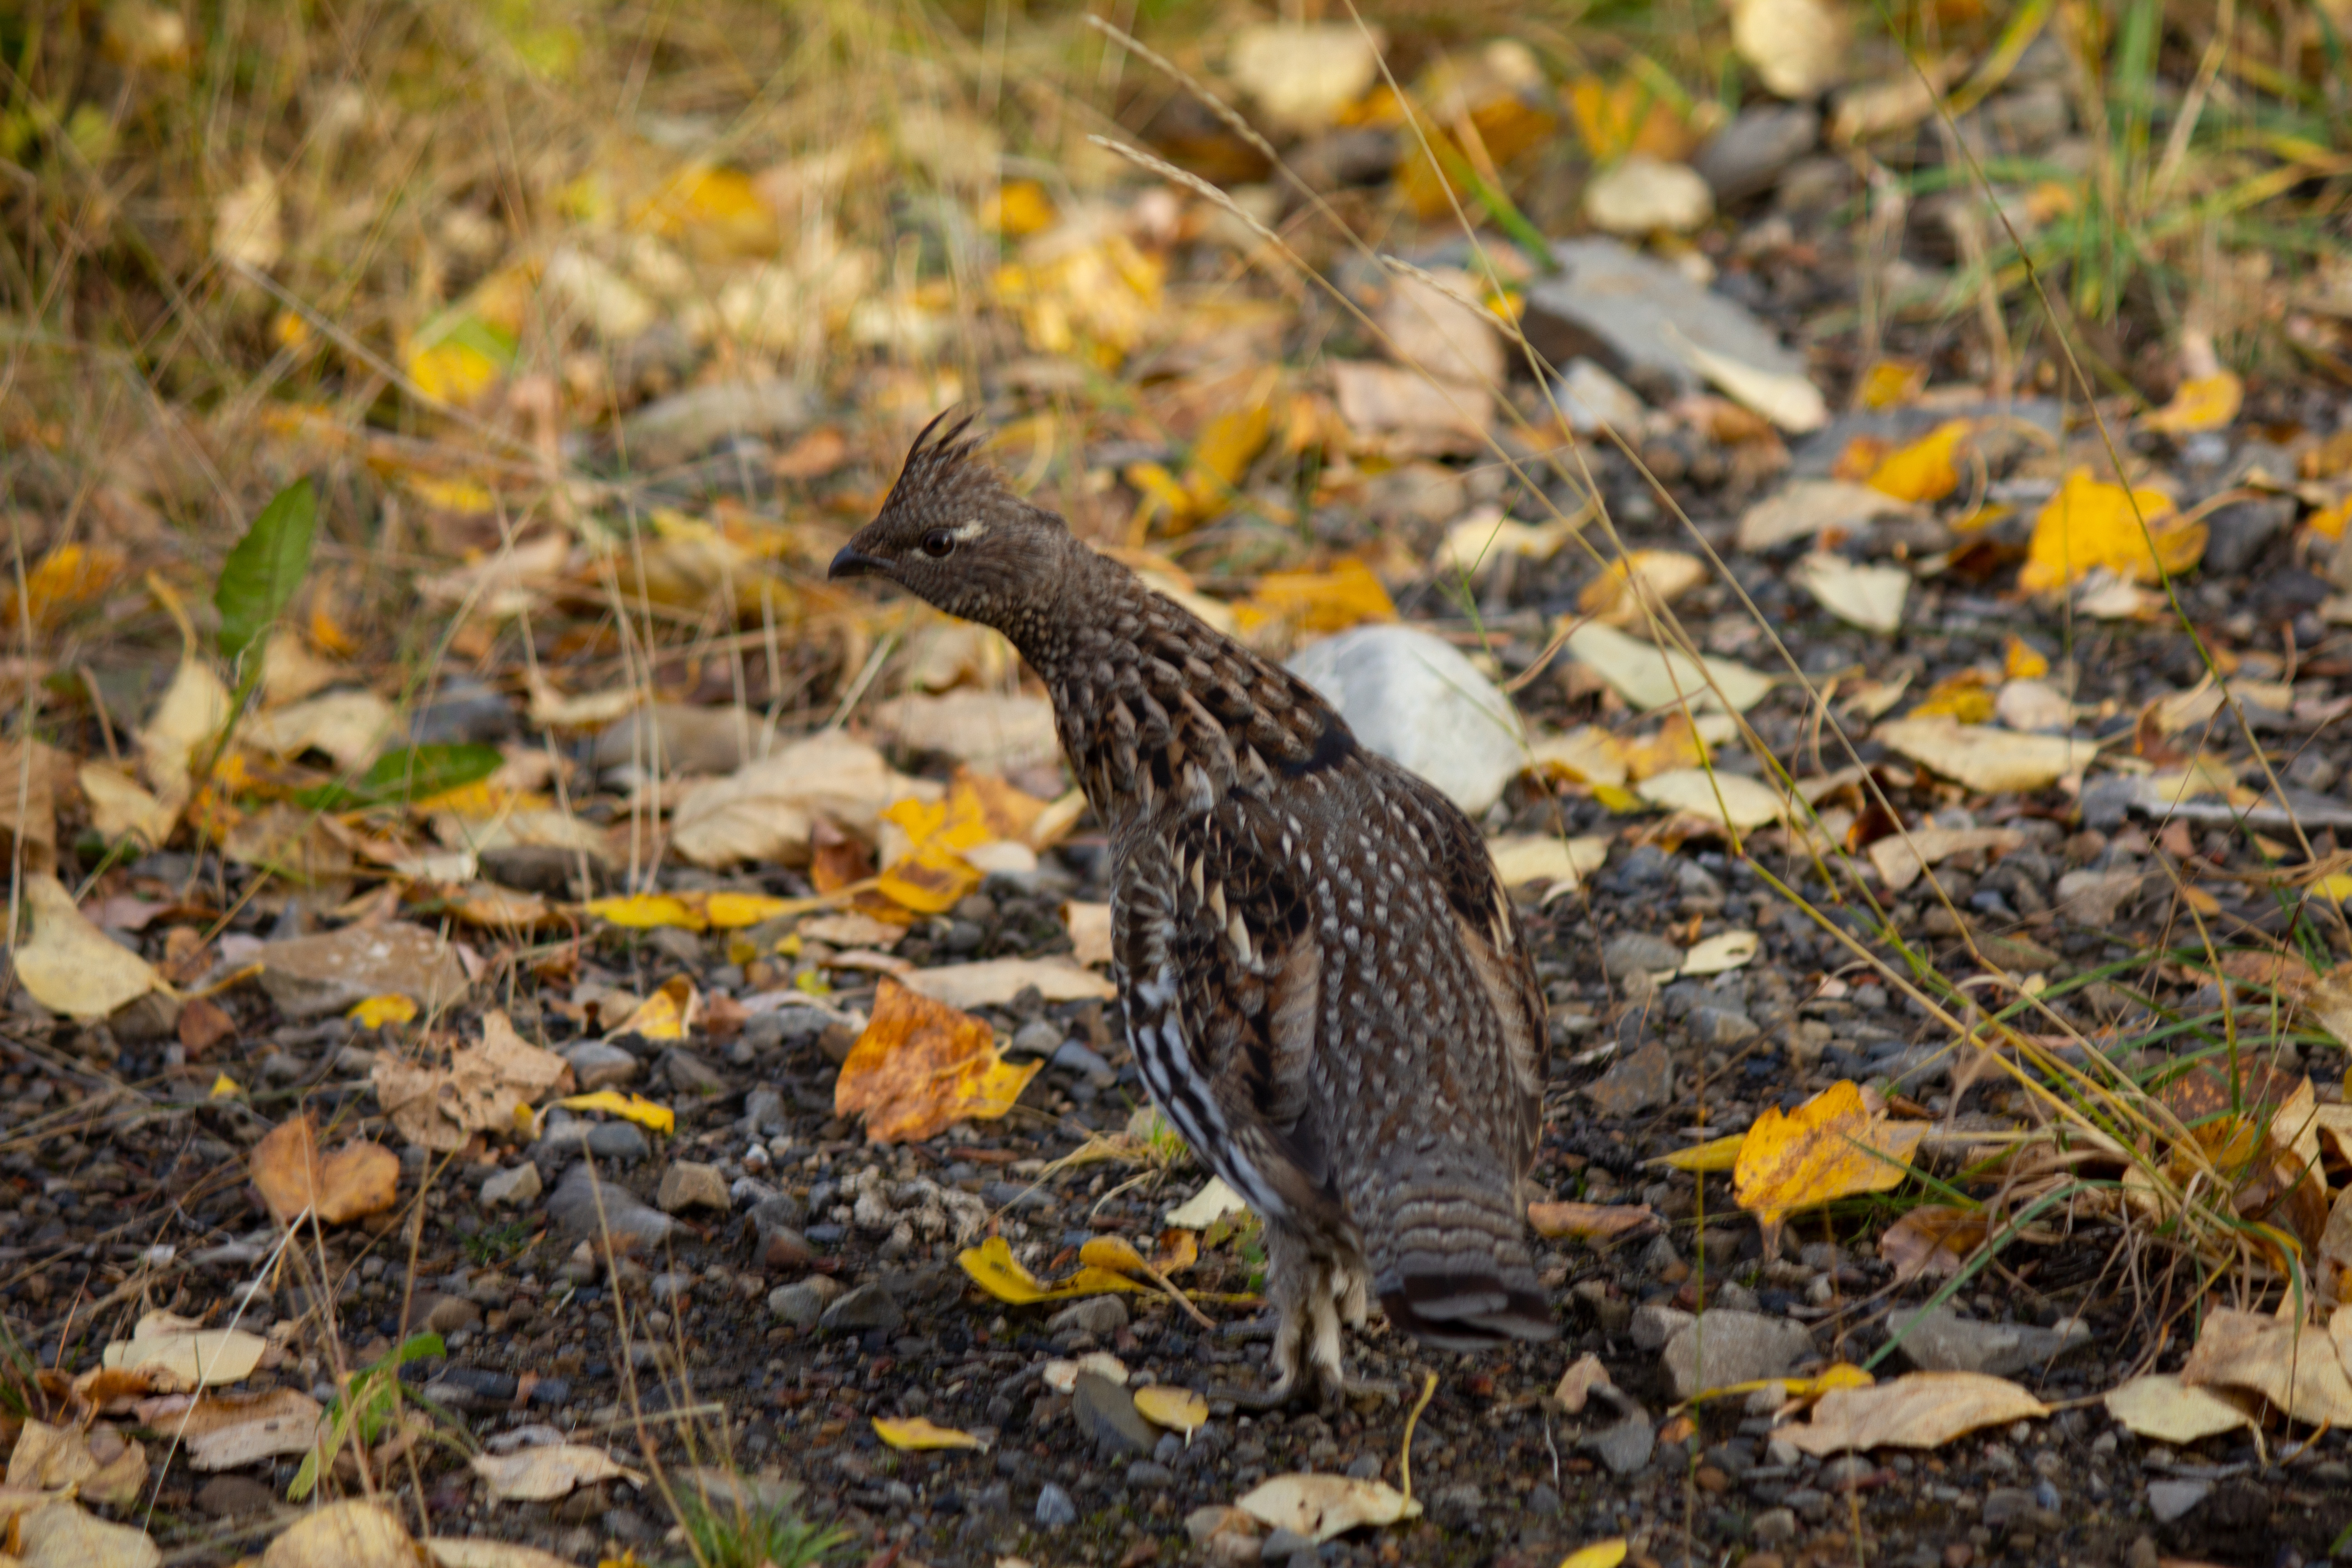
[{"x1": 831, "y1": 414, "x2": 1555, "y2": 1404}]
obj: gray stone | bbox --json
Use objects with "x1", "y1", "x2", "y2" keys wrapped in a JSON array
[
  {"x1": 1981, "y1": 1485, "x2": 2039, "y2": 1525},
  {"x1": 196, "y1": 1474, "x2": 278, "y2": 1517},
  {"x1": 586, "y1": 1122, "x2": 650, "y2": 1162},
  {"x1": 659, "y1": 1048, "x2": 728, "y2": 1096},
  {"x1": 767, "y1": 1276, "x2": 843, "y2": 1328},
  {"x1": 1583, "y1": 1415, "x2": 1655, "y2": 1476},
  {"x1": 1047, "y1": 1296, "x2": 1130, "y2": 1337},
  {"x1": 1686, "y1": 1005, "x2": 1758, "y2": 1046},
  {"x1": 1553, "y1": 358, "x2": 1646, "y2": 435},
  {"x1": 1051, "y1": 1040, "x2": 1113, "y2": 1083},
  {"x1": 1820, "y1": 1455, "x2": 1875, "y2": 1490},
  {"x1": 818, "y1": 1282, "x2": 903, "y2": 1334},
  {"x1": 1034, "y1": 1482, "x2": 1078, "y2": 1528},
  {"x1": 620, "y1": 377, "x2": 814, "y2": 469},
  {"x1": 562, "y1": 1040, "x2": 641, "y2": 1090},
  {"x1": 546, "y1": 1162, "x2": 674, "y2": 1248},
  {"x1": 410, "y1": 676, "x2": 514, "y2": 745},
  {"x1": 1287, "y1": 624, "x2": 1525, "y2": 817},
  {"x1": 480, "y1": 1163, "x2": 542, "y2": 1207},
  {"x1": 256, "y1": 922, "x2": 470, "y2": 1019},
  {"x1": 1661, "y1": 1310, "x2": 1818, "y2": 1400},
  {"x1": 1751, "y1": 1506, "x2": 1798, "y2": 1546},
  {"x1": 1524, "y1": 237, "x2": 1813, "y2": 406},
  {"x1": 1125, "y1": 1460, "x2": 1175, "y2": 1489},
  {"x1": 1585, "y1": 1039, "x2": 1673, "y2": 1118},
  {"x1": 1887, "y1": 1308, "x2": 2091, "y2": 1377},
  {"x1": 1693, "y1": 104, "x2": 1820, "y2": 201},
  {"x1": 656, "y1": 1161, "x2": 731, "y2": 1215},
  {"x1": 1008, "y1": 1020, "x2": 1064, "y2": 1058},
  {"x1": 2202, "y1": 496, "x2": 2295, "y2": 575},
  {"x1": 739, "y1": 1088, "x2": 786, "y2": 1136},
  {"x1": 1631, "y1": 1303, "x2": 1694, "y2": 1350},
  {"x1": 1072, "y1": 1371, "x2": 1158, "y2": 1457},
  {"x1": 2146, "y1": 1479, "x2": 2210, "y2": 1524},
  {"x1": 1602, "y1": 932, "x2": 1684, "y2": 976},
  {"x1": 1527, "y1": 1482, "x2": 1562, "y2": 1515}
]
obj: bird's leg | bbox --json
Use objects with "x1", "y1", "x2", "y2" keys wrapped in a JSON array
[{"x1": 1214, "y1": 1236, "x2": 1392, "y2": 1409}]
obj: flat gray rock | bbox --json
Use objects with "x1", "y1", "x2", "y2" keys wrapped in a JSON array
[
  {"x1": 1071, "y1": 1371, "x2": 1157, "y2": 1457},
  {"x1": 255, "y1": 923, "x2": 470, "y2": 1019},
  {"x1": 479, "y1": 1163, "x2": 542, "y2": 1207},
  {"x1": 561, "y1": 1040, "x2": 641, "y2": 1090},
  {"x1": 1524, "y1": 238, "x2": 1809, "y2": 404},
  {"x1": 1602, "y1": 932, "x2": 1684, "y2": 975},
  {"x1": 1586, "y1": 1039, "x2": 1673, "y2": 1119},
  {"x1": 1661, "y1": 1309, "x2": 1817, "y2": 1400},
  {"x1": 546, "y1": 1162, "x2": 673, "y2": 1249},
  {"x1": 1887, "y1": 1307, "x2": 2091, "y2": 1377},
  {"x1": 767, "y1": 1275, "x2": 843, "y2": 1328},
  {"x1": 1694, "y1": 104, "x2": 1820, "y2": 200},
  {"x1": 818, "y1": 1281, "x2": 903, "y2": 1333},
  {"x1": 1286, "y1": 624, "x2": 1525, "y2": 817},
  {"x1": 2146, "y1": 1478, "x2": 2210, "y2": 1524},
  {"x1": 1583, "y1": 1414, "x2": 1656, "y2": 1476}
]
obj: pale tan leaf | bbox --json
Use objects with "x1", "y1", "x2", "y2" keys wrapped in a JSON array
[
  {"x1": 899, "y1": 956, "x2": 1116, "y2": 1011},
  {"x1": 1637, "y1": 769, "x2": 1787, "y2": 829},
  {"x1": 1485, "y1": 835, "x2": 1610, "y2": 891},
  {"x1": 2101, "y1": 1374, "x2": 2256, "y2": 1446},
  {"x1": 1236, "y1": 1473, "x2": 1421, "y2": 1544},
  {"x1": 426, "y1": 1539, "x2": 585, "y2": 1568},
  {"x1": 1729, "y1": 0, "x2": 1850, "y2": 98},
  {"x1": 17, "y1": 1499, "x2": 162, "y2": 1568},
  {"x1": 1565, "y1": 623, "x2": 1774, "y2": 713},
  {"x1": 1791, "y1": 553, "x2": 1910, "y2": 634},
  {"x1": 469, "y1": 1444, "x2": 644, "y2": 1502},
  {"x1": 1678, "y1": 931, "x2": 1759, "y2": 976},
  {"x1": 238, "y1": 691, "x2": 398, "y2": 771},
  {"x1": 1736, "y1": 480, "x2": 1914, "y2": 553},
  {"x1": 1780, "y1": 1372, "x2": 2048, "y2": 1454},
  {"x1": 13, "y1": 874, "x2": 156, "y2": 1021},
  {"x1": 1062, "y1": 901, "x2": 1113, "y2": 967},
  {"x1": 137, "y1": 652, "x2": 230, "y2": 818},
  {"x1": 1874, "y1": 716, "x2": 2097, "y2": 794},
  {"x1": 100, "y1": 1313, "x2": 264, "y2": 1388},
  {"x1": 1165, "y1": 1176, "x2": 1248, "y2": 1230},
  {"x1": 258, "y1": 1500, "x2": 416, "y2": 1568},
  {"x1": 1229, "y1": 23, "x2": 1383, "y2": 133},
  {"x1": 77, "y1": 763, "x2": 176, "y2": 848},
  {"x1": 1867, "y1": 827, "x2": 2027, "y2": 893},
  {"x1": 2180, "y1": 1308, "x2": 2352, "y2": 1426},
  {"x1": 668, "y1": 733, "x2": 939, "y2": 867}
]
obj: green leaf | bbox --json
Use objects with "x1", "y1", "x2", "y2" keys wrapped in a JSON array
[
  {"x1": 295, "y1": 743, "x2": 501, "y2": 811},
  {"x1": 215, "y1": 479, "x2": 318, "y2": 667}
]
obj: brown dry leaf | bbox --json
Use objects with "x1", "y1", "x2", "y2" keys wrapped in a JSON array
[
  {"x1": 237, "y1": 690, "x2": 397, "y2": 772},
  {"x1": 1525, "y1": 1201, "x2": 1660, "y2": 1244},
  {"x1": 12, "y1": 874, "x2": 157, "y2": 1021},
  {"x1": 141, "y1": 1388, "x2": 324, "y2": 1470},
  {"x1": 1328, "y1": 361, "x2": 1493, "y2": 452},
  {"x1": 835, "y1": 977, "x2": 1043, "y2": 1144},
  {"x1": 2179, "y1": 1308, "x2": 2352, "y2": 1425},
  {"x1": 9, "y1": 1419, "x2": 98, "y2": 1491},
  {"x1": 1734, "y1": 1081, "x2": 1927, "y2": 1252},
  {"x1": 1552, "y1": 1352, "x2": 1616, "y2": 1415},
  {"x1": 1235, "y1": 1473, "x2": 1421, "y2": 1543},
  {"x1": 469, "y1": 1444, "x2": 644, "y2": 1502},
  {"x1": 1868, "y1": 828, "x2": 2026, "y2": 893},
  {"x1": 1780, "y1": 1372, "x2": 2048, "y2": 1455},
  {"x1": 372, "y1": 1010, "x2": 574, "y2": 1152},
  {"x1": 425, "y1": 1541, "x2": 586, "y2": 1568},
  {"x1": 2101, "y1": 1374, "x2": 2256, "y2": 1446},
  {"x1": 0, "y1": 739, "x2": 61, "y2": 874},
  {"x1": 1873, "y1": 716, "x2": 2096, "y2": 794},
  {"x1": 258, "y1": 1499, "x2": 417, "y2": 1568},
  {"x1": 1877, "y1": 1205, "x2": 1989, "y2": 1284},
  {"x1": 668, "y1": 733, "x2": 939, "y2": 867},
  {"x1": 99, "y1": 1313, "x2": 265, "y2": 1388},
  {"x1": 137, "y1": 648, "x2": 230, "y2": 825},
  {"x1": 221, "y1": 802, "x2": 357, "y2": 883},
  {"x1": 900, "y1": 956, "x2": 1117, "y2": 1011},
  {"x1": 1576, "y1": 549, "x2": 1708, "y2": 627}
]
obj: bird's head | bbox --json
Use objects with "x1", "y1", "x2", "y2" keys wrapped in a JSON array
[{"x1": 828, "y1": 412, "x2": 1075, "y2": 638}]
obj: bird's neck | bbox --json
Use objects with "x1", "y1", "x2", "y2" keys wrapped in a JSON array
[{"x1": 996, "y1": 540, "x2": 1143, "y2": 680}]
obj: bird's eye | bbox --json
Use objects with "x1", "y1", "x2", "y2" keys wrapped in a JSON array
[{"x1": 921, "y1": 529, "x2": 955, "y2": 558}]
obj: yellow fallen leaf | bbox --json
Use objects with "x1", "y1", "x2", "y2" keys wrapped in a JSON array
[
  {"x1": 875, "y1": 835, "x2": 983, "y2": 915},
  {"x1": 349, "y1": 994, "x2": 417, "y2": 1029},
  {"x1": 703, "y1": 892, "x2": 796, "y2": 928},
  {"x1": 1235, "y1": 558, "x2": 1396, "y2": 635},
  {"x1": 12, "y1": 872, "x2": 157, "y2": 1020},
  {"x1": 872, "y1": 1416, "x2": 986, "y2": 1451},
  {"x1": 956, "y1": 1236, "x2": 1149, "y2": 1304},
  {"x1": 608, "y1": 975, "x2": 697, "y2": 1042},
  {"x1": 586, "y1": 894, "x2": 707, "y2": 931},
  {"x1": 557, "y1": 1091, "x2": 676, "y2": 1137},
  {"x1": 1078, "y1": 1235, "x2": 1152, "y2": 1275},
  {"x1": 2310, "y1": 496, "x2": 2352, "y2": 542},
  {"x1": 2016, "y1": 469, "x2": 2203, "y2": 593},
  {"x1": 1652, "y1": 1132, "x2": 1747, "y2": 1173},
  {"x1": 210, "y1": 1073, "x2": 241, "y2": 1098},
  {"x1": 1558, "y1": 1541, "x2": 1630, "y2": 1568},
  {"x1": 982, "y1": 179, "x2": 1058, "y2": 236},
  {"x1": 1134, "y1": 1384, "x2": 1210, "y2": 1435},
  {"x1": 1866, "y1": 419, "x2": 1971, "y2": 504},
  {"x1": 1576, "y1": 549, "x2": 1708, "y2": 627},
  {"x1": 1906, "y1": 670, "x2": 1995, "y2": 723},
  {"x1": 1856, "y1": 359, "x2": 1926, "y2": 410},
  {"x1": 16, "y1": 542, "x2": 129, "y2": 629},
  {"x1": 836, "y1": 978, "x2": 1044, "y2": 1143},
  {"x1": 2141, "y1": 370, "x2": 2243, "y2": 436},
  {"x1": 2003, "y1": 634, "x2": 2049, "y2": 680},
  {"x1": 1734, "y1": 1081, "x2": 1926, "y2": 1249}
]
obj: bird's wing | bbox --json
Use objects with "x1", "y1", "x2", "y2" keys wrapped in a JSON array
[{"x1": 1111, "y1": 803, "x2": 1341, "y2": 1230}]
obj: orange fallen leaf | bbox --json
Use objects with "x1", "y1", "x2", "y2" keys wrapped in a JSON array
[
  {"x1": 835, "y1": 978, "x2": 1043, "y2": 1143},
  {"x1": 1525, "y1": 1201, "x2": 1661, "y2": 1244},
  {"x1": 2141, "y1": 370, "x2": 2244, "y2": 436},
  {"x1": 1876, "y1": 1205, "x2": 1988, "y2": 1284},
  {"x1": 1856, "y1": 360, "x2": 1927, "y2": 410},
  {"x1": 250, "y1": 1114, "x2": 399, "y2": 1226}
]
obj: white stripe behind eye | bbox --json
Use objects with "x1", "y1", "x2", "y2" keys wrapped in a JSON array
[{"x1": 949, "y1": 518, "x2": 987, "y2": 541}]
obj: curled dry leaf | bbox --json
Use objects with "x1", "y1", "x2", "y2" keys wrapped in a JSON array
[
  {"x1": 250, "y1": 1115, "x2": 400, "y2": 1226},
  {"x1": 1486, "y1": 835, "x2": 1610, "y2": 893},
  {"x1": 873, "y1": 1416, "x2": 987, "y2": 1451},
  {"x1": 372, "y1": 1009, "x2": 574, "y2": 1152},
  {"x1": 1567, "y1": 623, "x2": 1774, "y2": 713},
  {"x1": 17, "y1": 1500, "x2": 162, "y2": 1568},
  {"x1": 668, "y1": 732, "x2": 938, "y2": 868},
  {"x1": 1134, "y1": 1384, "x2": 1209, "y2": 1434},
  {"x1": 100, "y1": 1312, "x2": 266, "y2": 1388},
  {"x1": 1678, "y1": 931, "x2": 1759, "y2": 976},
  {"x1": 1062, "y1": 900, "x2": 1113, "y2": 967},
  {"x1": 836, "y1": 978, "x2": 1043, "y2": 1144},
  {"x1": 1867, "y1": 827, "x2": 2026, "y2": 894},
  {"x1": 1552, "y1": 1352, "x2": 1616, "y2": 1414},
  {"x1": 899, "y1": 956, "x2": 1117, "y2": 1011},
  {"x1": 1873, "y1": 716, "x2": 2097, "y2": 795},
  {"x1": 13, "y1": 873, "x2": 157, "y2": 1021},
  {"x1": 2179, "y1": 1308, "x2": 2352, "y2": 1426},
  {"x1": 1042, "y1": 1353, "x2": 1129, "y2": 1394},
  {"x1": 469, "y1": 1444, "x2": 644, "y2": 1502},
  {"x1": 144, "y1": 1387, "x2": 325, "y2": 1470},
  {"x1": 1576, "y1": 549, "x2": 1708, "y2": 627},
  {"x1": 1779, "y1": 1372, "x2": 2048, "y2": 1455},
  {"x1": 1791, "y1": 552, "x2": 1910, "y2": 635},
  {"x1": 1166, "y1": 1175, "x2": 1249, "y2": 1229},
  {"x1": 1734, "y1": 1081, "x2": 1926, "y2": 1252},
  {"x1": 1877, "y1": 1205, "x2": 1988, "y2": 1284},
  {"x1": 1235, "y1": 1473, "x2": 1421, "y2": 1544},
  {"x1": 1525, "y1": 1201, "x2": 1660, "y2": 1244},
  {"x1": 607, "y1": 975, "x2": 698, "y2": 1041}
]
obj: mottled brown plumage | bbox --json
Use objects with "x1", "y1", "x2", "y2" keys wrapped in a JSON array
[{"x1": 832, "y1": 414, "x2": 1554, "y2": 1402}]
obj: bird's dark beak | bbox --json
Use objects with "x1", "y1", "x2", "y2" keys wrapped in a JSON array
[{"x1": 828, "y1": 545, "x2": 889, "y2": 581}]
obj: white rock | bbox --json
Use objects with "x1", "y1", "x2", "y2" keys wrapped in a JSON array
[
  {"x1": 1553, "y1": 358, "x2": 1646, "y2": 434},
  {"x1": 1286, "y1": 624, "x2": 1524, "y2": 817},
  {"x1": 1583, "y1": 156, "x2": 1715, "y2": 236}
]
